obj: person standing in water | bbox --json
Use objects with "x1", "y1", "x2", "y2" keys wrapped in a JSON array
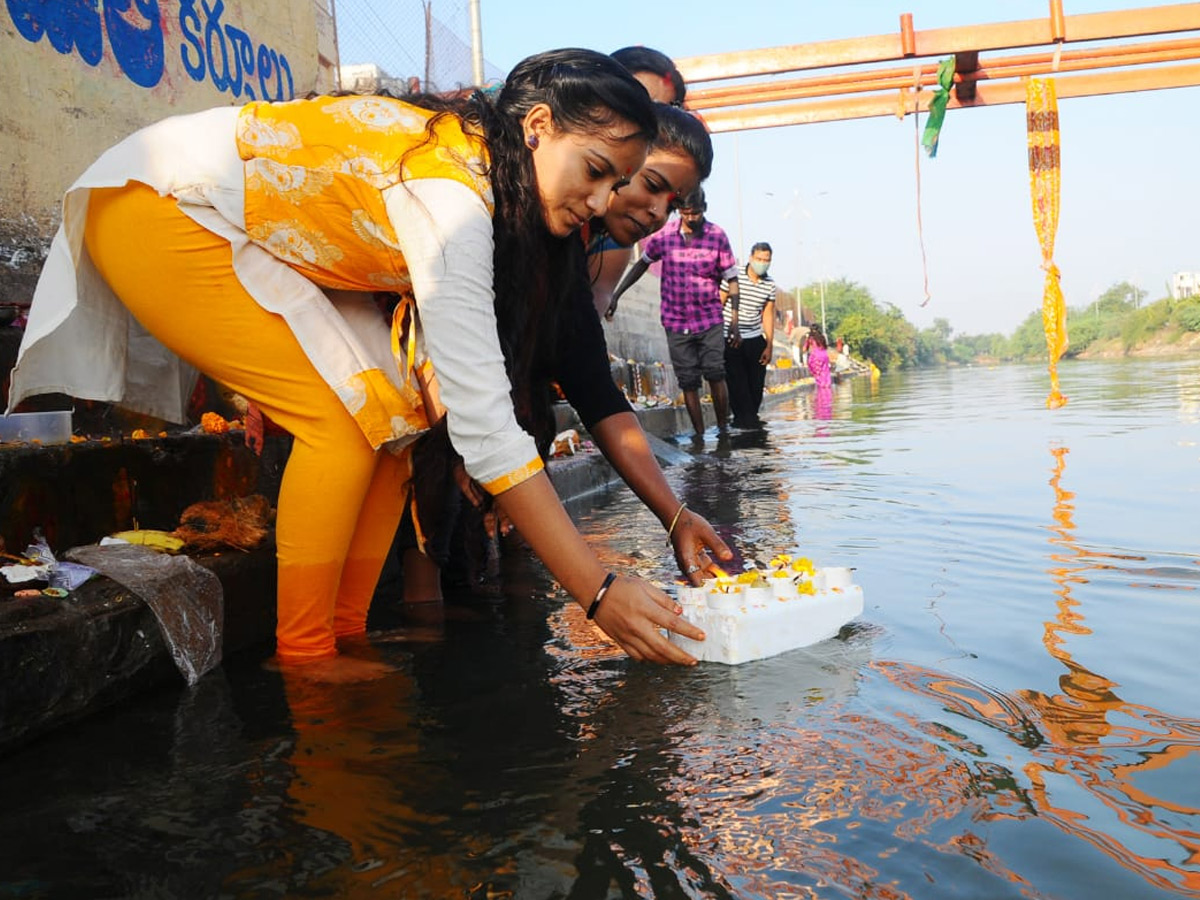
[
  {"x1": 805, "y1": 325, "x2": 833, "y2": 390},
  {"x1": 9, "y1": 49, "x2": 708, "y2": 679},
  {"x1": 605, "y1": 188, "x2": 739, "y2": 437},
  {"x1": 724, "y1": 242, "x2": 777, "y2": 429}
]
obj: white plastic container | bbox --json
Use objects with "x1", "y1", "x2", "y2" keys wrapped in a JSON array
[
  {"x1": 675, "y1": 584, "x2": 707, "y2": 610},
  {"x1": 743, "y1": 584, "x2": 772, "y2": 607},
  {"x1": 822, "y1": 567, "x2": 854, "y2": 589},
  {"x1": 769, "y1": 575, "x2": 800, "y2": 601},
  {"x1": 0, "y1": 410, "x2": 73, "y2": 445},
  {"x1": 706, "y1": 584, "x2": 743, "y2": 611},
  {"x1": 672, "y1": 565, "x2": 864, "y2": 665}
]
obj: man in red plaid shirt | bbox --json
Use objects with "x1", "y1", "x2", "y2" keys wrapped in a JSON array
[{"x1": 606, "y1": 189, "x2": 740, "y2": 436}]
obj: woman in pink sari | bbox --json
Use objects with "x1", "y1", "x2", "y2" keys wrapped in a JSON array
[{"x1": 805, "y1": 326, "x2": 833, "y2": 390}]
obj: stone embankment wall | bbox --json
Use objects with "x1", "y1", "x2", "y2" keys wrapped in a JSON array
[
  {"x1": 601, "y1": 277, "x2": 671, "y2": 363},
  {"x1": 0, "y1": 0, "x2": 338, "y2": 309},
  {"x1": 602, "y1": 276, "x2": 811, "y2": 379}
]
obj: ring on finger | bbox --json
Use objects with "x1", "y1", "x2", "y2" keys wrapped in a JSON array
[{"x1": 684, "y1": 563, "x2": 701, "y2": 574}]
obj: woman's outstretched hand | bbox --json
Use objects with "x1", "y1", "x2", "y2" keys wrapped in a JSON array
[
  {"x1": 590, "y1": 575, "x2": 705, "y2": 665},
  {"x1": 670, "y1": 508, "x2": 734, "y2": 586},
  {"x1": 492, "y1": 472, "x2": 707, "y2": 665}
]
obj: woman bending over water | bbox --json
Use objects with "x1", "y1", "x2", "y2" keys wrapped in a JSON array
[{"x1": 9, "y1": 48, "x2": 707, "y2": 680}]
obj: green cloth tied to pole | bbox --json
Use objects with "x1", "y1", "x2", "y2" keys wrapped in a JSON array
[{"x1": 921, "y1": 57, "x2": 956, "y2": 157}]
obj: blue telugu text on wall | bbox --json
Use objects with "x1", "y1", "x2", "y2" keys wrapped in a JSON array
[{"x1": 6, "y1": 0, "x2": 295, "y2": 99}]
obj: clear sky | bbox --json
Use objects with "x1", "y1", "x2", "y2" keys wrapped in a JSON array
[{"x1": 477, "y1": 1, "x2": 1200, "y2": 336}]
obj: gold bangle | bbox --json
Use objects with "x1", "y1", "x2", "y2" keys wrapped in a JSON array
[{"x1": 666, "y1": 502, "x2": 688, "y2": 543}]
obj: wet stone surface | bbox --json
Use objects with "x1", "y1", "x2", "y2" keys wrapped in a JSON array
[{"x1": 0, "y1": 546, "x2": 276, "y2": 752}]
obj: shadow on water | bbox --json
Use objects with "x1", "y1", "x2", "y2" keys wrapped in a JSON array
[{"x1": 2, "y1": 359, "x2": 1199, "y2": 898}]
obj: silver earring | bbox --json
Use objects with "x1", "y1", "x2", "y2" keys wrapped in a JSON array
[{"x1": 526, "y1": 134, "x2": 538, "y2": 149}]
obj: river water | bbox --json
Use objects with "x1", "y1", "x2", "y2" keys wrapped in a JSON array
[{"x1": 1, "y1": 358, "x2": 1197, "y2": 899}]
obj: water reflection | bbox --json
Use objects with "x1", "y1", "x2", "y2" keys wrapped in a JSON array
[
  {"x1": 877, "y1": 444, "x2": 1200, "y2": 898},
  {"x1": 554, "y1": 378, "x2": 1200, "y2": 897},
  {"x1": 813, "y1": 384, "x2": 833, "y2": 420},
  {"x1": 546, "y1": 616, "x2": 887, "y2": 898},
  {"x1": 1028, "y1": 444, "x2": 1200, "y2": 895}
]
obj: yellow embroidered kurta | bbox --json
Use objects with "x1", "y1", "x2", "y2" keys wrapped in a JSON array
[
  {"x1": 234, "y1": 96, "x2": 493, "y2": 449},
  {"x1": 10, "y1": 98, "x2": 543, "y2": 493}
]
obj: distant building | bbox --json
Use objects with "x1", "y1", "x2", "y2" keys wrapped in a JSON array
[
  {"x1": 1169, "y1": 272, "x2": 1200, "y2": 300},
  {"x1": 339, "y1": 63, "x2": 416, "y2": 95}
]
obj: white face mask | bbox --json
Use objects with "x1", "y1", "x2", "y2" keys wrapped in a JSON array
[{"x1": 750, "y1": 260, "x2": 770, "y2": 276}]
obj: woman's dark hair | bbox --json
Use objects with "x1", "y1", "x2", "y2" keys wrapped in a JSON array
[
  {"x1": 750, "y1": 241, "x2": 772, "y2": 255},
  {"x1": 402, "y1": 48, "x2": 654, "y2": 400},
  {"x1": 402, "y1": 49, "x2": 656, "y2": 533},
  {"x1": 651, "y1": 103, "x2": 712, "y2": 180},
  {"x1": 808, "y1": 325, "x2": 828, "y2": 349},
  {"x1": 681, "y1": 186, "x2": 706, "y2": 212},
  {"x1": 480, "y1": 49, "x2": 655, "y2": 434},
  {"x1": 611, "y1": 45, "x2": 687, "y2": 105}
]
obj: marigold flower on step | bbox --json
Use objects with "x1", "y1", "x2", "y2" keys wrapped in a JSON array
[{"x1": 201, "y1": 412, "x2": 231, "y2": 434}]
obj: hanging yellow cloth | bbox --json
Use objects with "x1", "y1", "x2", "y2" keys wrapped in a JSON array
[{"x1": 1026, "y1": 78, "x2": 1068, "y2": 409}]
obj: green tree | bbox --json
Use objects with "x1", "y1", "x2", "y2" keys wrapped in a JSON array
[
  {"x1": 914, "y1": 317, "x2": 954, "y2": 366},
  {"x1": 1064, "y1": 314, "x2": 1099, "y2": 354},
  {"x1": 1009, "y1": 309, "x2": 1049, "y2": 359},
  {"x1": 775, "y1": 271, "x2": 1190, "y2": 373},
  {"x1": 950, "y1": 332, "x2": 1007, "y2": 362},
  {"x1": 793, "y1": 279, "x2": 924, "y2": 371},
  {"x1": 1174, "y1": 298, "x2": 1200, "y2": 332},
  {"x1": 1094, "y1": 280, "x2": 1146, "y2": 314},
  {"x1": 838, "y1": 311, "x2": 898, "y2": 371},
  {"x1": 805, "y1": 277, "x2": 879, "y2": 338},
  {"x1": 1121, "y1": 298, "x2": 1172, "y2": 349}
]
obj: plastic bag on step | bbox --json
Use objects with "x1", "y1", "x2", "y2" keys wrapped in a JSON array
[{"x1": 65, "y1": 543, "x2": 223, "y2": 686}]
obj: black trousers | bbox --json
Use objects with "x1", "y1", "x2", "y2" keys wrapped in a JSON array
[{"x1": 724, "y1": 334, "x2": 768, "y2": 426}]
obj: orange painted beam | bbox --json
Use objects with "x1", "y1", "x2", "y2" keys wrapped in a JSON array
[
  {"x1": 683, "y1": 36, "x2": 1200, "y2": 111},
  {"x1": 676, "y1": 3, "x2": 1200, "y2": 82},
  {"x1": 693, "y1": 61, "x2": 1200, "y2": 132}
]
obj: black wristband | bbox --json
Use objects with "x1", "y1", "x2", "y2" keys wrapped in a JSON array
[{"x1": 586, "y1": 572, "x2": 617, "y2": 620}]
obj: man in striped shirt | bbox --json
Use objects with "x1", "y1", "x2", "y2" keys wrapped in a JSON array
[{"x1": 723, "y1": 242, "x2": 776, "y2": 429}]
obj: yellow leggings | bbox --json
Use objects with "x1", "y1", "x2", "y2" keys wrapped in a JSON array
[{"x1": 84, "y1": 183, "x2": 408, "y2": 661}]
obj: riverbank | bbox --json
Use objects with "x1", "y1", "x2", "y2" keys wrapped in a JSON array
[{"x1": 1074, "y1": 327, "x2": 1200, "y2": 359}]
